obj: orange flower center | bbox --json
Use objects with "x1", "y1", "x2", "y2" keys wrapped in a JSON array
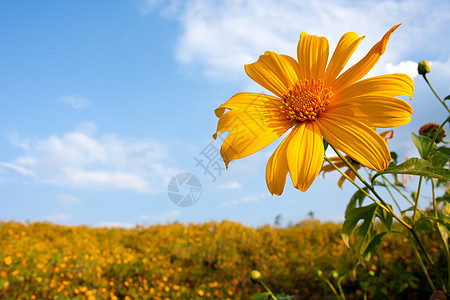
[{"x1": 280, "y1": 79, "x2": 333, "y2": 123}]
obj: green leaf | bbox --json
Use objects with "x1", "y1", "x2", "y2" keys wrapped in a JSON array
[
  {"x1": 437, "y1": 146, "x2": 450, "y2": 158},
  {"x1": 251, "y1": 292, "x2": 270, "y2": 300},
  {"x1": 363, "y1": 232, "x2": 387, "y2": 261},
  {"x1": 345, "y1": 187, "x2": 369, "y2": 216},
  {"x1": 412, "y1": 133, "x2": 437, "y2": 159},
  {"x1": 391, "y1": 151, "x2": 398, "y2": 165},
  {"x1": 437, "y1": 191, "x2": 450, "y2": 204},
  {"x1": 342, "y1": 203, "x2": 377, "y2": 249},
  {"x1": 417, "y1": 215, "x2": 450, "y2": 232},
  {"x1": 323, "y1": 139, "x2": 329, "y2": 152},
  {"x1": 372, "y1": 157, "x2": 450, "y2": 183},
  {"x1": 444, "y1": 94, "x2": 450, "y2": 101},
  {"x1": 431, "y1": 151, "x2": 448, "y2": 167}
]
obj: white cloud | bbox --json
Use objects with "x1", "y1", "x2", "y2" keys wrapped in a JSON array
[
  {"x1": 143, "y1": 0, "x2": 450, "y2": 81},
  {"x1": 0, "y1": 162, "x2": 35, "y2": 177},
  {"x1": 386, "y1": 60, "x2": 419, "y2": 79},
  {"x1": 59, "y1": 95, "x2": 91, "y2": 109},
  {"x1": 58, "y1": 194, "x2": 81, "y2": 204},
  {"x1": 217, "y1": 181, "x2": 242, "y2": 190},
  {"x1": 1, "y1": 124, "x2": 179, "y2": 193}
]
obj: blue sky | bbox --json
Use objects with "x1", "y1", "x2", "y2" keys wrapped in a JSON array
[{"x1": 1, "y1": 0, "x2": 449, "y2": 228}]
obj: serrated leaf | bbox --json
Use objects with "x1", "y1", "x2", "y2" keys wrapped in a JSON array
[
  {"x1": 251, "y1": 292, "x2": 270, "y2": 300},
  {"x1": 412, "y1": 133, "x2": 437, "y2": 159},
  {"x1": 372, "y1": 158, "x2": 450, "y2": 183}
]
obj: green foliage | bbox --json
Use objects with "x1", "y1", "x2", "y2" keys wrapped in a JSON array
[
  {"x1": 372, "y1": 157, "x2": 450, "y2": 183},
  {"x1": 412, "y1": 133, "x2": 437, "y2": 159},
  {"x1": 342, "y1": 202, "x2": 392, "y2": 264}
]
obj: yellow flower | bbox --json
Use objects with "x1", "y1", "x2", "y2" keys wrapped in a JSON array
[
  {"x1": 213, "y1": 25, "x2": 413, "y2": 194},
  {"x1": 3, "y1": 256, "x2": 12, "y2": 266},
  {"x1": 321, "y1": 130, "x2": 394, "y2": 188}
]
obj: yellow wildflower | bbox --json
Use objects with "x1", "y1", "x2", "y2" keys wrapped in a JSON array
[
  {"x1": 214, "y1": 25, "x2": 413, "y2": 194},
  {"x1": 321, "y1": 130, "x2": 394, "y2": 188}
]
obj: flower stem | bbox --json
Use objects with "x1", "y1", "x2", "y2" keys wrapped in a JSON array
[
  {"x1": 381, "y1": 176, "x2": 402, "y2": 213},
  {"x1": 422, "y1": 74, "x2": 450, "y2": 113},
  {"x1": 409, "y1": 232, "x2": 437, "y2": 291},
  {"x1": 409, "y1": 228, "x2": 447, "y2": 293},
  {"x1": 329, "y1": 145, "x2": 411, "y2": 229},
  {"x1": 258, "y1": 280, "x2": 278, "y2": 300},
  {"x1": 411, "y1": 176, "x2": 423, "y2": 226},
  {"x1": 324, "y1": 156, "x2": 384, "y2": 209},
  {"x1": 381, "y1": 175, "x2": 426, "y2": 216},
  {"x1": 431, "y1": 178, "x2": 450, "y2": 291}
]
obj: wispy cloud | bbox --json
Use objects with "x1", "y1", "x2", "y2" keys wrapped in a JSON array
[
  {"x1": 59, "y1": 95, "x2": 91, "y2": 109},
  {"x1": 58, "y1": 194, "x2": 81, "y2": 205},
  {"x1": 0, "y1": 123, "x2": 179, "y2": 193},
  {"x1": 142, "y1": 0, "x2": 450, "y2": 81},
  {"x1": 217, "y1": 181, "x2": 242, "y2": 190}
]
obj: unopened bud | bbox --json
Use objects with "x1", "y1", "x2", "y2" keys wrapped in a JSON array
[
  {"x1": 331, "y1": 270, "x2": 339, "y2": 279},
  {"x1": 250, "y1": 270, "x2": 261, "y2": 282},
  {"x1": 316, "y1": 270, "x2": 323, "y2": 277},
  {"x1": 418, "y1": 60, "x2": 431, "y2": 75}
]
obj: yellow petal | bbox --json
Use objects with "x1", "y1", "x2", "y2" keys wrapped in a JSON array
[
  {"x1": 338, "y1": 169, "x2": 357, "y2": 189},
  {"x1": 297, "y1": 32, "x2": 329, "y2": 80},
  {"x1": 286, "y1": 122, "x2": 324, "y2": 192},
  {"x1": 327, "y1": 95, "x2": 413, "y2": 128},
  {"x1": 331, "y1": 24, "x2": 401, "y2": 94},
  {"x1": 245, "y1": 51, "x2": 300, "y2": 97},
  {"x1": 214, "y1": 92, "x2": 281, "y2": 118},
  {"x1": 265, "y1": 130, "x2": 293, "y2": 195},
  {"x1": 334, "y1": 74, "x2": 414, "y2": 101},
  {"x1": 218, "y1": 112, "x2": 291, "y2": 167},
  {"x1": 317, "y1": 114, "x2": 391, "y2": 171},
  {"x1": 324, "y1": 32, "x2": 365, "y2": 86}
]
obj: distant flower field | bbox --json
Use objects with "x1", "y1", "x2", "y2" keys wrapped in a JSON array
[{"x1": 0, "y1": 220, "x2": 444, "y2": 299}]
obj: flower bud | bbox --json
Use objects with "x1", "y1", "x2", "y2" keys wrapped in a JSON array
[
  {"x1": 316, "y1": 270, "x2": 323, "y2": 277},
  {"x1": 331, "y1": 270, "x2": 339, "y2": 279},
  {"x1": 418, "y1": 60, "x2": 431, "y2": 75},
  {"x1": 250, "y1": 270, "x2": 261, "y2": 282},
  {"x1": 419, "y1": 123, "x2": 446, "y2": 143}
]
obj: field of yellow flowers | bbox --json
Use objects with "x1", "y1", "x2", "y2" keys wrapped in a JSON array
[{"x1": 0, "y1": 220, "x2": 445, "y2": 299}]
